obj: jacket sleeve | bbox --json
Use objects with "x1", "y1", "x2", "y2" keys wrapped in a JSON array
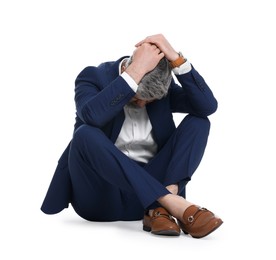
[
  {"x1": 170, "y1": 65, "x2": 218, "y2": 117},
  {"x1": 74, "y1": 66, "x2": 136, "y2": 127}
]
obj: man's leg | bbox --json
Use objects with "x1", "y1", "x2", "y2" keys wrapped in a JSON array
[
  {"x1": 145, "y1": 115, "x2": 210, "y2": 202},
  {"x1": 142, "y1": 115, "x2": 222, "y2": 238},
  {"x1": 68, "y1": 124, "x2": 170, "y2": 221}
]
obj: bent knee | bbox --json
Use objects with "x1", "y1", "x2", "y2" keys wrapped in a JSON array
[
  {"x1": 192, "y1": 115, "x2": 210, "y2": 129},
  {"x1": 180, "y1": 115, "x2": 211, "y2": 133},
  {"x1": 72, "y1": 124, "x2": 105, "y2": 146}
]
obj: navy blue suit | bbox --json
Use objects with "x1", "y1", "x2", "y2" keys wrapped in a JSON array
[{"x1": 41, "y1": 57, "x2": 218, "y2": 221}]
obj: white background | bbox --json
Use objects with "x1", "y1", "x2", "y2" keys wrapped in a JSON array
[{"x1": 1, "y1": 0, "x2": 276, "y2": 259}]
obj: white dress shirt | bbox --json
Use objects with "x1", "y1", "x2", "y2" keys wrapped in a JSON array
[{"x1": 114, "y1": 58, "x2": 192, "y2": 163}]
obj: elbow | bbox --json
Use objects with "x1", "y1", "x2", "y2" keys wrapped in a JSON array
[
  {"x1": 206, "y1": 99, "x2": 218, "y2": 116},
  {"x1": 77, "y1": 107, "x2": 105, "y2": 128},
  {"x1": 196, "y1": 99, "x2": 218, "y2": 117}
]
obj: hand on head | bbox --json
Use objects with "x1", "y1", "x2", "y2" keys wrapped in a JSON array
[
  {"x1": 124, "y1": 34, "x2": 175, "y2": 89},
  {"x1": 130, "y1": 43, "x2": 164, "y2": 75},
  {"x1": 135, "y1": 34, "x2": 179, "y2": 62}
]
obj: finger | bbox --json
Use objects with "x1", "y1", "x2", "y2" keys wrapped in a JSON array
[
  {"x1": 135, "y1": 40, "x2": 144, "y2": 47},
  {"x1": 135, "y1": 39, "x2": 149, "y2": 47},
  {"x1": 135, "y1": 35, "x2": 154, "y2": 47},
  {"x1": 159, "y1": 52, "x2": 165, "y2": 58}
]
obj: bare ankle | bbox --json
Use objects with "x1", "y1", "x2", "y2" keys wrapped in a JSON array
[
  {"x1": 158, "y1": 194, "x2": 194, "y2": 219},
  {"x1": 166, "y1": 184, "x2": 178, "y2": 195}
]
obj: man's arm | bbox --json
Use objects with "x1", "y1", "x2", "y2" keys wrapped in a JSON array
[
  {"x1": 74, "y1": 43, "x2": 166, "y2": 127},
  {"x1": 136, "y1": 34, "x2": 218, "y2": 117},
  {"x1": 74, "y1": 65, "x2": 135, "y2": 127},
  {"x1": 170, "y1": 65, "x2": 218, "y2": 117}
]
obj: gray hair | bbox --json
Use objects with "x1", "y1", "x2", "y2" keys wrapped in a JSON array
[{"x1": 126, "y1": 57, "x2": 172, "y2": 100}]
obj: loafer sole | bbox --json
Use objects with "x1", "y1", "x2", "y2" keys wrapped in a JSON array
[
  {"x1": 143, "y1": 225, "x2": 180, "y2": 236},
  {"x1": 152, "y1": 230, "x2": 181, "y2": 236},
  {"x1": 182, "y1": 219, "x2": 223, "y2": 238}
]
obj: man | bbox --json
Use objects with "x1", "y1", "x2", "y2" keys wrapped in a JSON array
[{"x1": 41, "y1": 34, "x2": 223, "y2": 238}]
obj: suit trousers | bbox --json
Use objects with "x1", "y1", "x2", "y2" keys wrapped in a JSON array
[{"x1": 68, "y1": 115, "x2": 210, "y2": 221}]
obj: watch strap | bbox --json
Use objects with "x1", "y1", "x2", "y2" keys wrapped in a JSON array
[{"x1": 170, "y1": 52, "x2": 186, "y2": 68}]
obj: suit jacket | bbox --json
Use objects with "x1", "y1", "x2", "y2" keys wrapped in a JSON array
[{"x1": 41, "y1": 56, "x2": 218, "y2": 214}]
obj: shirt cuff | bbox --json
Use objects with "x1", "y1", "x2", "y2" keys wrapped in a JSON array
[
  {"x1": 172, "y1": 60, "x2": 192, "y2": 75},
  {"x1": 121, "y1": 72, "x2": 138, "y2": 92}
]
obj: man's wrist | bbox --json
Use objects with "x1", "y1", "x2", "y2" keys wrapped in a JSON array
[
  {"x1": 125, "y1": 64, "x2": 146, "y2": 85},
  {"x1": 121, "y1": 72, "x2": 138, "y2": 92},
  {"x1": 170, "y1": 52, "x2": 186, "y2": 68},
  {"x1": 172, "y1": 60, "x2": 192, "y2": 75}
]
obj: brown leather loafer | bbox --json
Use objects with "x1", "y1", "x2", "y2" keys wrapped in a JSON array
[
  {"x1": 143, "y1": 207, "x2": 180, "y2": 236},
  {"x1": 178, "y1": 205, "x2": 223, "y2": 238}
]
